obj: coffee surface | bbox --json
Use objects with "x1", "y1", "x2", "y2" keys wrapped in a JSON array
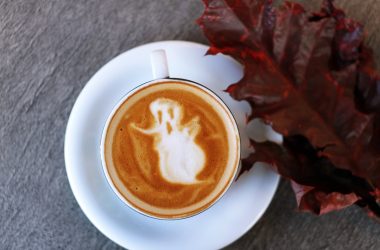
[{"x1": 103, "y1": 81, "x2": 239, "y2": 218}]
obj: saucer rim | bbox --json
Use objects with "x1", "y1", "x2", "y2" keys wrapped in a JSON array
[{"x1": 64, "y1": 40, "x2": 280, "y2": 249}]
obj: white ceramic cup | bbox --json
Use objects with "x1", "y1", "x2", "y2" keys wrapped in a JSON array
[{"x1": 100, "y1": 50, "x2": 241, "y2": 219}]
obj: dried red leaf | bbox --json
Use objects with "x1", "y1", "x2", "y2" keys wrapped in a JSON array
[
  {"x1": 292, "y1": 182, "x2": 359, "y2": 215},
  {"x1": 244, "y1": 136, "x2": 378, "y2": 215},
  {"x1": 198, "y1": 0, "x2": 380, "y2": 217}
]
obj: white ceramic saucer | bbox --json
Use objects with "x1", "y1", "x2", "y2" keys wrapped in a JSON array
[{"x1": 64, "y1": 41, "x2": 280, "y2": 250}]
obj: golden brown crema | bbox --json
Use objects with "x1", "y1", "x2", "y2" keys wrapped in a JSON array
[{"x1": 103, "y1": 80, "x2": 240, "y2": 218}]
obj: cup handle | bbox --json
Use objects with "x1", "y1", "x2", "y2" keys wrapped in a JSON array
[{"x1": 150, "y1": 49, "x2": 170, "y2": 79}]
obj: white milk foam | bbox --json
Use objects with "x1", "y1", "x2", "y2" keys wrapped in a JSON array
[{"x1": 132, "y1": 98, "x2": 205, "y2": 184}]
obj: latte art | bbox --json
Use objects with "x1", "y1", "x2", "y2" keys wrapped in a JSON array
[
  {"x1": 102, "y1": 80, "x2": 240, "y2": 219},
  {"x1": 131, "y1": 98, "x2": 206, "y2": 184}
]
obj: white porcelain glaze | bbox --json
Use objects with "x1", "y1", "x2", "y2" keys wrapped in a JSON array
[{"x1": 64, "y1": 41, "x2": 280, "y2": 250}]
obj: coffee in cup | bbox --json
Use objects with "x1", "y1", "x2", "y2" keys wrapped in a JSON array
[{"x1": 101, "y1": 51, "x2": 240, "y2": 219}]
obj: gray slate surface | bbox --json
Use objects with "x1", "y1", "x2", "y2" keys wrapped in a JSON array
[{"x1": 1, "y1": 0, "x2": 380, "y2": 249}]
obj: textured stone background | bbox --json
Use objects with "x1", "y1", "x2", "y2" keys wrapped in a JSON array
[{"x1": 1, "y1": 0, "x2": 380, "y2": 249}]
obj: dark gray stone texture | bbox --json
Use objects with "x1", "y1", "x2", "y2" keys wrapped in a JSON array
[{"x1": 1, "y1": 0, "x2": 380, "y2": 249}]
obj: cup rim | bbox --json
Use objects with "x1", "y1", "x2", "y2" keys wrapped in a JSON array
[{"x1": 100, "y1": 78, "x2": 241, "y2": 220}]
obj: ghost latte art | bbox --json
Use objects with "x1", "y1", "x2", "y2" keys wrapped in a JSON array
[{"x1": 102, "y1": 80, "x2": 240, "y2": 219}]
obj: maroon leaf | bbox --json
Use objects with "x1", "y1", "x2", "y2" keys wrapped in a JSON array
[
  {"x1": 292, "y1": 183, "x2": 359, "y2": 215},
  {"x1": 198, "y1": 0, "x2": 380, "y2": 217},
  {"x1": 246, "y1": 136, "x2": 379, "y2": 215}
]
